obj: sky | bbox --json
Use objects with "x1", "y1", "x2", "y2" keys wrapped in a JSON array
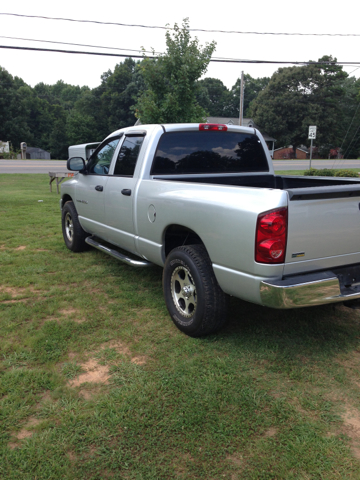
[{"x1": 0, "y1": 0, "x2": 359, "y2": 90}]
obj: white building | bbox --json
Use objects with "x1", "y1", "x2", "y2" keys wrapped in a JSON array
[{"x1": 0, "y1": 141, "x2": 10, "y2": 155}]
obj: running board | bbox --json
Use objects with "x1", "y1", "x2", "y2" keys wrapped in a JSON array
[{"x1": 85, "y1": 236, "x2": 153, "y2": 267}]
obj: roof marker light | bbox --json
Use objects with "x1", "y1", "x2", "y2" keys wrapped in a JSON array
[{"x1": 199, "y1": 124, "x2": 228, "y2": 132}]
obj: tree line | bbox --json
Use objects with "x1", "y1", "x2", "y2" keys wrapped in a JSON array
[{"x1": 1, "y1": 20, "x2": 359, "y2": 159}]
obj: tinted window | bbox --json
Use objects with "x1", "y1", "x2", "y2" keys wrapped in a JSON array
[
  {"x1": 87, "y1": 137, "x2": 120, "y2": 175},
  {"x1": 114, "y1": 136, "x2": 145, "y2": 176},
  {"x1": 151, "y1": 131, "x2": 269, "y2": 175}
]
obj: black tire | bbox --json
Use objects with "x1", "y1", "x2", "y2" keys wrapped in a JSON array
[
  {"x1": 163, "y1": 245, "x2": 228, "y2": 337},
  {"x1": 61, "y1": 201, "x2": 88, "y2": 252}
]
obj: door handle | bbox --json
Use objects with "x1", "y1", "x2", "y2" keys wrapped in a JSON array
[
  {"x1": 95, "y1": 185, "x2": 103, "y2": 192},
  {"x1": 121, "y1": 189, "x2": 131, "y2": 196}
]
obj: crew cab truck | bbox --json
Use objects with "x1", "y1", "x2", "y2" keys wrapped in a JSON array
[{"x1": 61, "y1": 123, "x2": 360, "y2": 337}]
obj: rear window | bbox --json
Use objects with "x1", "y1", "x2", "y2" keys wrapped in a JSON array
[{"x1": 151, "y1": 131, "x2": 269, "y2": 175}]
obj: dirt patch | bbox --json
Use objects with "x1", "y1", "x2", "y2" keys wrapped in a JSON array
[
  {"x1": 15, "y1": 246, "x2": 26, "y2": 251},
  {"x1": 8, "y1": 442, "x2": 19, "y2": 450},
  {"x1": 0, "y1": 285, "x2": 42, "y2": 299},
  {"x1": 9, "y1": 417, "x2": 41, "y2": 448},
  {"x1": 73, "y1": 317, "x2": 86, "y2": 324},
  {"x1": 59, "y1": 307, "x2": 86, "y2": 323},
  {"x1": 2, "y1": 299, "x2": 28, "y2": 304},
  {"x1": 134, "y1": 308, "x2": 153, "y2": 317},
  {"x1": 41, "y1": 315, "x2": 58, "y2": 323},
  {"x1": 67, "y1": 451, "x2": 77, "y2": 461},
  {"x1": 105, "y1": 340, "x2": 131, "y2": 357},
  {"x1": 102, "y1": 340, "x2": 148, "y2": 365},
  {"x1": 227, "y1": 454, "x2": 244, "y2": 467},
  {"x1": 343, "y1": 408, "x2": 360, "y2": 433},
  {"x1": 88, "y1": 445, "x2": 97, "y2": 456},
  {"x1": 79, "y1": 389, "x2": 95, "y2": 400},
  {"x1": 263, "y1": 427, "x2": 278, "y2": 438},
  {"x1": 337, "y1": 350, "x2": 360, "y2": 369},
  {"x1": 60, "y1": 307, "x2": 79, "y2": 316},
  {"x1": 40, "y1": 391, "x2": 52, "y2": 402},
  {"x1": 173, "y1": 453, "x2": 194, "y2": 475},
  {"x1": 342, "y1": 408, "x2": 360, "y2": 459},
  {"x1": 69, "y1": 359, "x2": 110, "y2": 387},
  {"x1": 269, "y1": 391, "x2": 283, "y2": 399},
  {"x1": 100, "y1": 470, "x2": 115, "y2": 479},
  {"x1": 131, "y1": 356, "x2": 147, "y2": 365}
]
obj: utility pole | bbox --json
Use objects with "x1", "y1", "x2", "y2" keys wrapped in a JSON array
[{"x1": 239, "y1": 71, "x2": 244, "y2": 126}]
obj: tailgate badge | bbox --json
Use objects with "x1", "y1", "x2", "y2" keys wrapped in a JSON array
[{"x1": 292, "y1": 252, "x2": 305, "y2": 258}]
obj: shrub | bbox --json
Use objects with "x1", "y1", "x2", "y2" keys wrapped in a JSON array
[
  {"x1": 334, "y1": 169, "x2": 359, "y2": 178},
  {"x1": 304, "y1": 168, "x2": 334, "y2": 176}
]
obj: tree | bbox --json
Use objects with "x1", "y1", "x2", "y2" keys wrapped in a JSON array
[
  {"x1": 250, "y1": 56, "x2": 348, "y2": 157},
  {"x1": 99, "y1": 58, "x2": 141, "y2": 131},
  {"x1": 0, "y1": 67, "x2": 30, "y2": 149},
  {"x1": 337, "y1": 76, "x2": 360, "y2": 158},
  {"x1": 229, "y1": 74, "x2": 270, "y2": 117},
  {"x1": 66, "y1": 110, "x2": 98, "y2": 146},
  {"x1": 134, "y1": 19, "x2": 216, "y2": 124},
  {"x1": 195, "y1": 78, "x2": 231, "y2": 116}
]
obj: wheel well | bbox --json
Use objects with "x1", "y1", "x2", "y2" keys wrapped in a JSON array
[
  {"x1": 164, "y1": 225, "x2": 205, "y2": 257},
  {"x1": 62, "y1": 194, "x2": 72, "y2": 205}
]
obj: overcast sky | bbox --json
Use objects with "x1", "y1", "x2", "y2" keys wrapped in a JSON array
[{"x1": 0, "y1": 0, "x2": 359, "y2": 90}]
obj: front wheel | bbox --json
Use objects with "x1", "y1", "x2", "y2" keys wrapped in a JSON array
[
  {"x1": 61, "y1": 201, "x2": 88, "y2": 252},
  {"x1": 163, "y1": 245, "x2": 228, "y2": 337}
]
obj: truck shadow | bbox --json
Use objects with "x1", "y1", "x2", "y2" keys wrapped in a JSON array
[
  {"x1": 213, "y1": 296, "x2": 360, "y2": 360},
  {"x1": 109, "y1": 260, "x2": 360, "y2": 361}
]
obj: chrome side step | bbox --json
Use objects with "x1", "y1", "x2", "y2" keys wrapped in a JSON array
[{"x1": 85, "y1": 236, "x2": 153, "y2": 267}]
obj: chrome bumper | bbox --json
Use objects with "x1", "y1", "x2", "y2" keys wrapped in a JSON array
[{"x1": 260, "y1": 271, "x2": 360, "y2": 309}]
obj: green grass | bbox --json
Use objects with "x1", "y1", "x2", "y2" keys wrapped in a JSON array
[
  {"x1": 277, "y1": 168, "x2": 360, "y2": 176},
  {"x1": 2, "y1": 174, "x2": 360, "y2": 479}
]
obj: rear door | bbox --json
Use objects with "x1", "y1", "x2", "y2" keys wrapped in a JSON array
[{"x1": 104, "y1": 133, "x2": 146, "y2": 253}]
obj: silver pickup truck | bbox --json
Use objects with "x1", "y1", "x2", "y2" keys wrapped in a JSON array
[{"x1": 61, "y1": 123, "x2": 360, "y2": 336}]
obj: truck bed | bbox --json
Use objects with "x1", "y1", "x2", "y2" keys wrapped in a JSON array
[
  {"x1": 154, "y1": 173, "x2": 360, "y2": 275},
  {"x1": 154, "y1": 173, "x2": 360, "y2": 191}
]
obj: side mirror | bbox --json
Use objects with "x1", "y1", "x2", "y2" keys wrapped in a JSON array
[{"x1": 67, "y1": 157, "x2": 86, "y2": 172}]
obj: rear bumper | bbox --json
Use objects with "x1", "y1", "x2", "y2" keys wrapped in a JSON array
[{"x1": 260, "y1": 269, "x2": 360, "y2": 308}]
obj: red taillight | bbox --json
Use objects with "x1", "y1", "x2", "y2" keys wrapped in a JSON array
[
  {"x1": 255, "y1": 208, "x2": 288, "y2": 264},
  {"x1": 199, "y1": 123, "x2": 228, "y2": 132}
]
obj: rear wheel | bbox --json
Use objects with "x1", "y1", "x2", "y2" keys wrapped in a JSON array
[
  {"x1": 62, "y1": 201, "x2": 88, "y2": 252},
  {"x1": 163, "y1": 245, "x2": 228, "y2": 337}
]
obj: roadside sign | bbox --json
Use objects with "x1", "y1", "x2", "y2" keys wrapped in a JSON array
[{"x1": 308, "y1": 125, "x2": 317, "y2": 140}]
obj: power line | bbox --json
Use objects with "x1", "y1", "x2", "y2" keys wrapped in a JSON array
[
  {"x1": 2, "y1": 44, "x2": 360, "y2": 66},
  {"x1": 0, "y1": 35, "x2": 160, "y2": 56},
  {"x1": 343, "y1": 124, "x2": 360, "y2": 158},
  {"x1": 0, "y1": 44, "x2": 150, "y2": 59},
  {"x1": 1, "y1": 12, "x2": 360, "y2": 37},
  {"x1": 348, "y1": 66, "x2": 360, "y2": 75},
  {"x1": 340, "y1": 103, "x2": 360, "y2": 151}
]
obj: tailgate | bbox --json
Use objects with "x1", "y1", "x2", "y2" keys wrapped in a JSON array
[{"x1": 284, "y1": 184, "x2": 360, "y2": 275}]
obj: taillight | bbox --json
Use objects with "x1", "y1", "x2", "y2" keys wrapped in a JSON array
[
  {"x1": 255, "y1": 208, "x2": 288, "y2": 264},
  {"x1": 199, "y1": 123, "x2": 228, "y2": 132}
]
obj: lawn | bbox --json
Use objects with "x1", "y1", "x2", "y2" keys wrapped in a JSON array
[
  {"x1": 276, "y1": 168, "x2": 360, "y2": 176},
  {"x1": 2, "y1": 174, "x2": 360, "y2": 479}
]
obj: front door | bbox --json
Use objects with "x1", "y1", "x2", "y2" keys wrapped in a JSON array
[{"x1": 75, "y1": 136, "x2": 120, "y2": 237}]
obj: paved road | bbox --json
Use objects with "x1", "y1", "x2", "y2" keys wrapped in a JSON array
[
  {"x1": 0, "y1": 160, "x2": 67, "y2": 174},
  {"x1": 1, "y1": 159, "x2": 360, "y2": 174},
  {"x1": 273, "y1": 159, "x2": 360, "y2": 171}
]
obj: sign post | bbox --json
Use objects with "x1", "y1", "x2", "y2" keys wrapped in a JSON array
[{"x1": 308, "y1": 126, "x2": 317, "y2": 169}]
